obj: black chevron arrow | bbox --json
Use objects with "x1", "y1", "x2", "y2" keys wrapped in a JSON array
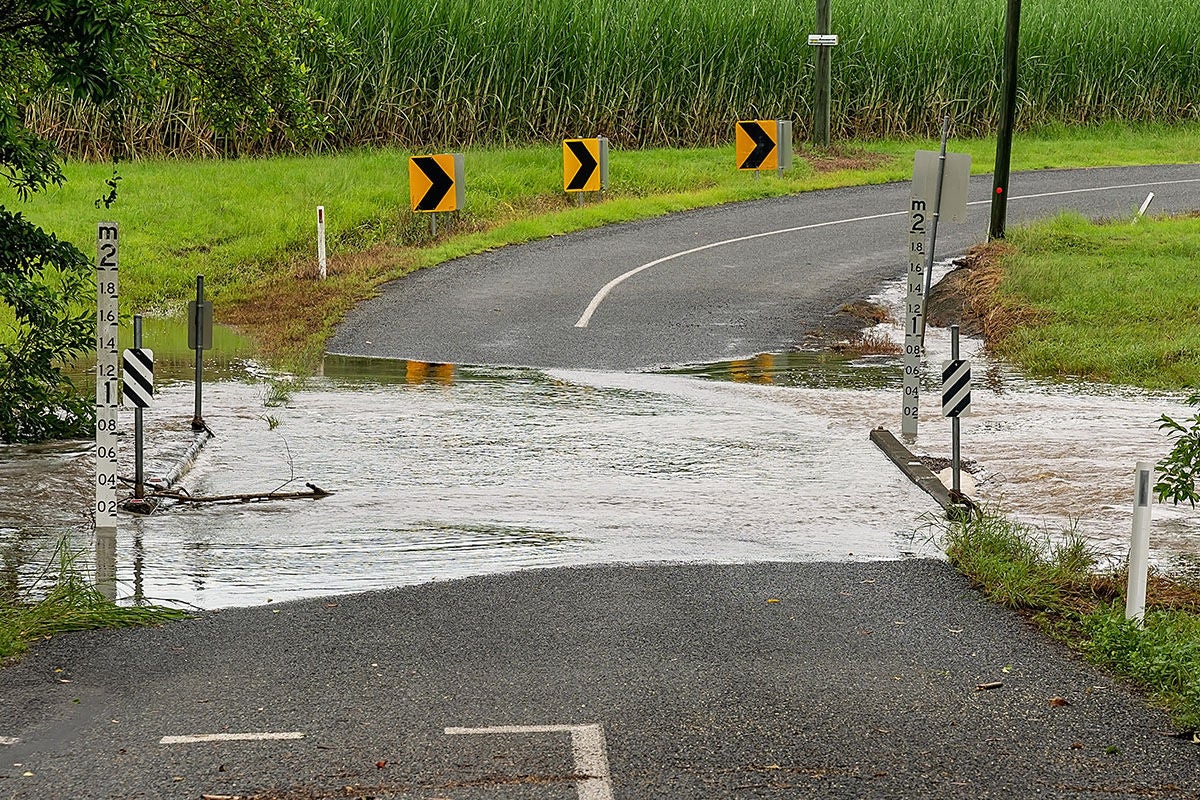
[
  {"x1": 738, "y1": 121, "x2": 776, "y2": 170},
  {"x1": 413, "y1": 156, "x2": 455, "y2": 211},
  {"x1": 565, "y1": 140, "x2": 598, "y2": 191}
]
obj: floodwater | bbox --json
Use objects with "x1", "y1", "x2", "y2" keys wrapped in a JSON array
[{"x1": 2, "y1": 281, "x2": 1198, "y2": 609}]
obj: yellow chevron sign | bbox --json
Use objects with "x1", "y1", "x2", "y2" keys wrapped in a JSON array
[
  {"x1": 735, "y1": 120, "x2": 778, "y2": 171},
  {"x1": 409, "y1": 153, "x2": 464, "y2": 213},
  {"x1": 563, "y1": 137, "x2": 607, "y2": 192}
]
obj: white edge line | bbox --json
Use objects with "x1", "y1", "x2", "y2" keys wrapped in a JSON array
[
  {"x1": 445, "y1": 724, "x2": 580, "y2": 735},
  {"x1": 0, "y1": 736, "x2": 18, "y2": 746},
  {"x1": 573, "y1": 175, "x2": 1200, "y2": 329},
  {"x1": 159, "y1": 732, "x2": 305, "y2": 745}
]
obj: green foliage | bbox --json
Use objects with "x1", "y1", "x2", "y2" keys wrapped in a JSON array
[
  {"x1": 942, "y1": 509, "x2": 1200, "y2": 729},
  {"x1": 0, "y1": 209, "x2": 93, "y2": 442},
  {"x1": 1082, "y1": 606, "x2": 1200, "y2": 730},
  {"x1": 1156, "y1": 393, "x2": 1200, "y2": 507},
  {"x1": 0, "y1": 0, "x2": 337, "y2": 441},
  {"x1": 288, "y1": 0, "x2": 1200, "y2": 149}
]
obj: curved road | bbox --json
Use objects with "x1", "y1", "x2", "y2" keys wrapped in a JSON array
[
  {"x1": 4, "y1": 164, "x2": 1200, "y2": 799},
  {"x1": 330, "y1": 164, "x2": 1200, "y2": 370}
]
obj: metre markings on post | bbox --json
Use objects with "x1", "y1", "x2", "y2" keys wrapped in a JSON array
[
  {"x1": 446, "y1": 724, "x2": 614, "y2": 800},
  {"x1": 96, "y1": 223, "x2": 119, "y2": 531}
]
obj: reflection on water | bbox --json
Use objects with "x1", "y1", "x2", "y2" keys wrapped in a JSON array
[{"x1": 5, "y1": 332, "x2": 1200, "y2": 609}]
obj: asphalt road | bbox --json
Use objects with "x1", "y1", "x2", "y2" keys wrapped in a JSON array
[
  {"x1": 329, "y1": 164, "x2": 1200, "y2": 370},
  {"x1": 2, "y1": 562, "x2": 1198, "y2": 799},
  {"x1": 5, "y1": 165, "x2": 1200, "y2": 799}
]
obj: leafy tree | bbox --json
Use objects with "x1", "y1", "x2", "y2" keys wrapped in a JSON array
[
  {"x1": 1156, "y1": 394, "x2": 1200, "y2": 508},
  {"x1": 0, "y1": 0, "x2": 337, "y2": 443}
]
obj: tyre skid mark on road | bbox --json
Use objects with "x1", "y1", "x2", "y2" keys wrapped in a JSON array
[
  {"x1": 159, "y1": 732, "x2": 305, "y2": 745},
  {"x1": 573, "y1": 175, "x2": 1200, "y2": 328}
]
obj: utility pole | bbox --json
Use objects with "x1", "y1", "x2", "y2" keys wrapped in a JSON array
[
  {"x1": 989, "y1": 0, "x2": 1022, "y2": 239},
  {"x1": 814, "y1": 0, "x2": 832, "y2": 148}
]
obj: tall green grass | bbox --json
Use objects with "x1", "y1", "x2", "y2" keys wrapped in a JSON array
[{"x1": 29, "y1": 0, "x2": 1200, "y2": 156}]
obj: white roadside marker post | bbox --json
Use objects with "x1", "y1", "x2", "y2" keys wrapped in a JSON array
[
  {"x1": 1135, "y1": 192, "x2": 1155, "y2": 222},
  {"x1": 1125, "y1": 461, "x2": 1154, "y2": 627},
  {"x1": 317, "y1": 206, "x2": 327, "y2": 279}
]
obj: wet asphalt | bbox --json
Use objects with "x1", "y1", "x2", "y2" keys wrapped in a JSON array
[
  {"x1": 329, "y1": 164, "x2": 1200, "y2": 371},
  {"x1": 5, "y1": 166, "x2": 1200, "y2": 798},
  {"x1": 2, "y1": 562, "x2": 1198, "y2": 799}
]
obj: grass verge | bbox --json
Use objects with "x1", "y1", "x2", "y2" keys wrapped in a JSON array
[
  {"x1": 5, "y1": 120, "x2": 1200, "y2": 368},
  {"x1": 944, "y1": 511, "x2": 1200, "y2": 730},
  {"x1": 0, "y1": 541, "x2": 189, "y2": 663},
  {"x1": 956, "y1": 211, "x2": 1200, "y2": 390}
]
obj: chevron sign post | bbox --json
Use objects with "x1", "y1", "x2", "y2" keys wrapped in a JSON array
[{"x1": 942, "y1": 325, "x2": 970, "y2": 493}]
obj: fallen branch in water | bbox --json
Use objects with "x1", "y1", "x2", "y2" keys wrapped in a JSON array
[{"x1": 153, "y1": 482, "x2": 332, "y2": 504}]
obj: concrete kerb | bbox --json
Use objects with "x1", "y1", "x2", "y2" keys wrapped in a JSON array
[{"x1": 870, "y1": 427, "x2": 977, "y2": 519}]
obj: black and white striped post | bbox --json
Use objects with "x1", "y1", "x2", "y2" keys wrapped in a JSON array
[
  {"x1": 122, "y1": 317, "x2": 154, "y2": 499},
  {"x1": 941, "y1": 325, "x2": 971, "y2": 492}
]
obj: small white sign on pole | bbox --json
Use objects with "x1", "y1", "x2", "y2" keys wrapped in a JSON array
[{"x1": 317, "y1": 206, "x2": 327, "y2": 280}]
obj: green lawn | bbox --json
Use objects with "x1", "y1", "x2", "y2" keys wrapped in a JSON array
[
  {"x1": 990, "y1": 212, "x2": 1200, "y2": 389},
  {"x1": 5, "y1": 120, "x2": 1200, "y2": 365}
]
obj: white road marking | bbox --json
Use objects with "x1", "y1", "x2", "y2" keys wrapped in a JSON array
[
  {"x1": 159, "y1": 732, "x2": 305, "y2": 745},
  {"x1": 0, "y1": 736, "x2": 18, "y2": 746},
  {"x1": 446, "y1": 723, "x2": 614, "y2": 800},
  {"x1": 573, "y1": 175, "x2": 1200, "y2": 328}
]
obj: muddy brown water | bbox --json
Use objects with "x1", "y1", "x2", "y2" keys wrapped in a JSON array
[{"x1": 2, "y1": 285, "x2": 1197, "y2": 609}]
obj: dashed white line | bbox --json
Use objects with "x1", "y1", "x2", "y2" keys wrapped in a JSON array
[
  {"x1": 0, "y1": 736, "x2": 18, "y2": 746},
  {"x1": 446, "y1": 723, "x2": 614, "y2": 800},
  {"x1": 572, "y1": 175, "x2": 1200, "y2": 328},
  {"x1": 159, "y1": 732, "x2": 305, "y2": 745}
]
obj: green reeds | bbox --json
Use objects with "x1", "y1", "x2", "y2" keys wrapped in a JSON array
[{"x1": 27, "y1": 0, "x2": 1200, "y2": 157}]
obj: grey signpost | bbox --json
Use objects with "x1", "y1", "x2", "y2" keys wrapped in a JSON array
[{"x1": 189, "y1": 275, "x2": 212, "y2": 431}]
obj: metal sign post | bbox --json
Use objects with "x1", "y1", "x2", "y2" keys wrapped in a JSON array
[
  {"x1": 190, "y1": 276, "x2": 209, "y2": 431},
  {"x1": 1125, "y1": 462, "x2": 1154, "y2": 627},
  {"x1": 95, "y1": 223, "x2": 120, "y2": 534},
  {"x1": 132, "y1": 315, "x2": 145, "y2": 498},
  {"x1": 941, "y1": 325, "x2": 972, "y2": 492}
]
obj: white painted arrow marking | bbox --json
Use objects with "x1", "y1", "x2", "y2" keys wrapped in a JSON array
[{"x1": 446, "y1": 723, "x2": 614, "y2": 800}]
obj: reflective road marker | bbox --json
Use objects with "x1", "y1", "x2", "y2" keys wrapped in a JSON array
[
  {"x1": 446, "y1": 723, "x2": 614, "y2": 800},
  {"x1": 159, "y1": 732, "x2": 305, "y2": 745},
  {"x1": 573, "y1": 176, "x2": 1200, "y2": 328}
]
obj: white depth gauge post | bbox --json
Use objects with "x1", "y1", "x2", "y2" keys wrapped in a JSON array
[{"x1": 96, "y1": 223, "x2": 119, "y2": 535}]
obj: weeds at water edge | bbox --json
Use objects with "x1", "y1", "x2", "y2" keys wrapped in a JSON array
[
  {"x1": 0, "y1": 538, "x2": 189, "y2": 663},
  {"x1": 940, "y1": 510, "x2": 1200, "y2": 730}
]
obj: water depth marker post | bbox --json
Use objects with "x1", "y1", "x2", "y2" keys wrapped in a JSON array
[
  {"x1": 902, "y1": 191, "x2": 926, "y2": 439},
  {"x1": 96, "y1": 224, "x2": 120, "y2": 534}
]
